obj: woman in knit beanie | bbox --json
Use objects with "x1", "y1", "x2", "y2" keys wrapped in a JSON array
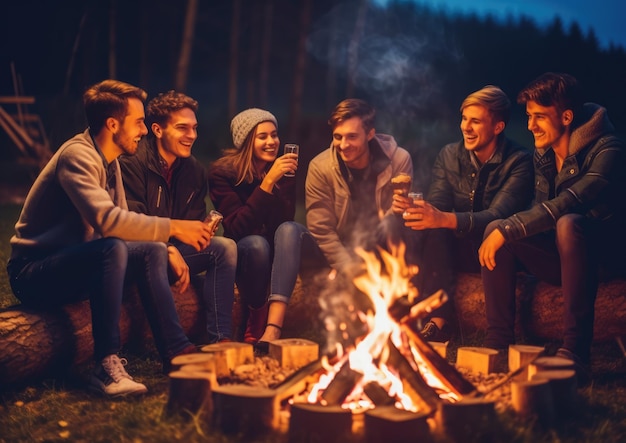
[{"x1": 208, "y1": 108, "x2": 321, "y2": 353}]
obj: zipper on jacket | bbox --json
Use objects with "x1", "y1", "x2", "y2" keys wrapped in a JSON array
[
  {"x1": 157, "y1": 186, "x2": 162, "y2": 208},
  {"x1": 186, "y1": 191, "x2": 195, "y2": 205}
]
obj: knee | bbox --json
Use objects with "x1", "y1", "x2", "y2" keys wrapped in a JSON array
[
  {"x1": 101, "y1": 237, "x2": 128, "y2": 261},
  {"x1": 238, "y1": 235, "x2": 270, "y2": 258},
  {"x1": 556, "y1": 214, "x2": 586, "y2": 250},
  {"x1": 210, "y1": 236, "x2": 237, "y2": 265},
  {"x1": 141, "y1": 242, "x2": 169, "y2": 264},
  {"x1": 556, "y1": 214, "x2": 584, "y2": 236},
  {"x1": 275, "y1": 221, "x2": 304, "y2": 244}
]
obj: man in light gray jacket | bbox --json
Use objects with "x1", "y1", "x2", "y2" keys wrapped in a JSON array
[
  {"x1": 305, "y1": 98, "x2": 413, "y2": 274},
  {"x1": 7, "y1": 80, "x2": 213, "y2": 397}
]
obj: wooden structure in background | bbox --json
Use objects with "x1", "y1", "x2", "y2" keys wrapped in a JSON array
[{"x1": 1, "y1": 63, "x2": 52, "y2": 169}]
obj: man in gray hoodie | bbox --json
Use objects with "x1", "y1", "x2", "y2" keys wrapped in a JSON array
[
  {"x1": 305, "y1": 98, "x2": 413, "y2": 274},
  {"x1": 7, "y1": 80, "x2": 213, "y2": 396}
]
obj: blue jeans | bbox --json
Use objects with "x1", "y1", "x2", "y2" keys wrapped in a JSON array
[
  {"x1": 7, "y1": 238, "x2": 193, "y2": 362},
  {"x1": 481, "y1": 214, "x2": 601, "y2": 362},
  {"x1": 235, "y1": 222, "x2": 325, "y2": 308},
  {"x1": 175, "y1": 236, "x2": 237, "y2": 342}
]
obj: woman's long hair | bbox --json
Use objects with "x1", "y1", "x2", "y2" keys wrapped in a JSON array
[{"x1": 211, "y1": 126, "x2": 260, "y2": 186}]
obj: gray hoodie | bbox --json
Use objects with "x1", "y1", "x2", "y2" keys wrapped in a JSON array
[{"x1": 305, "y1": 133, "x2": 413, "y2": 271}]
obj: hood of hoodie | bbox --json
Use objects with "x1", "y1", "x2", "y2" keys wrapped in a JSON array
[{"x1": 568, "y1": 103, "x2": 615, "y2": 156}]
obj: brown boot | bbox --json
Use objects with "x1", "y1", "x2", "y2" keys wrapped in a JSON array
[{"x1": 243, "y1": 304, "x2": 268, "y2": 344}]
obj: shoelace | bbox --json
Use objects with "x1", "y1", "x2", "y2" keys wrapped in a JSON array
[{"x1": 102, "y1": 356, "x2": 132, "y2": 382}]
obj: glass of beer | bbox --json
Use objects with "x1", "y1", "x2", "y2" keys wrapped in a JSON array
[{"x1": 390, "y1": 173, "x2": 412, "y2": 196}]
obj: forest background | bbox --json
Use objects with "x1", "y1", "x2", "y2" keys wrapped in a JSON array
[{"x1": 1, "y1": 0, "x2": 626, "y2": 199}]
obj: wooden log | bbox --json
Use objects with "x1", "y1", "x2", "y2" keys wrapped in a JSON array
[
  {"x1": 453, "y1": 273, "x2": 626, "y2": 342},
  {"x1": 364, "y1": 406, "x2": 431, "y2": 443},
  {"x1": 528, "y1": 356, "x2": 575, "y2": 380},
  {"x1": 511, "y1": 378, "x2": 555, "y2": 427},
  {"x1": 429, "y1": 341, "x2": 447, "y2": 359},
  {"x1": 400, "y1": 323, "x2": 478, "y2": 398},
  {"x1": 530, "y1": 369, "x2": 579, "y2": 418},
  {"x1": 435, "y1": 397, "x2": 497, "y2": 443},
  {"x1": 170, "y1": 352, "x2": 216, "y2": 373},
  {"x1": 320, "y1": 359, "x2": 363, "y2": 406},
  {"x1": 0, "y1": 284, "x2": 205, "y2": 386},
  {"x1": 385, "y1": 338, "x2": 441, "y2": 415},
  {"x1": 268, "y1": 338, "x2": 319, "y2": 369},
  {"x1": 288, "y1": 402, "x2": 353, "y2": 443},
  {"x1": 212, "y1": 384, "x2": 278, "y2": 435},
  {"x1": 274, "y1": 359, "x2": 325, "y2": 404},
  {"x1": 199, "y1": 342, "x2": 254, "y2": 378},
  {"x1": 363, "y1": 381, "x2": 395, "y2": 406},
  {"x1": 508, "y1": 345, "x2": 545, "y2": 381},
  {"x1": 165, "y1": 370, "x2": 213, "y2": 421},
  {"x1": 456, "y1": 347, "x2": 500, "y2": 374}
]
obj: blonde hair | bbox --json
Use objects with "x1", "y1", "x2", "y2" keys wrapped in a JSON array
[{"x1": 461, "y1": 85, "x2": 511, "y2": 124}]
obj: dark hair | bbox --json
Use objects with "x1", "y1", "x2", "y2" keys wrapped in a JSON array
[
  {"x1": 328, "y1": 98, "x2": 376, "y2": 133},
  {"x1": 146, "y1": 90, "x2": 198, "y2": 127},
  {"x1": 83, "y1": 79, "x2": 147, "y2": 134},
  {"x1": 461, "y1": 85, "x2": 511, "y2": 124},
  {"x1": 517, "y1": 72, "x2": 583, "y2": 117}
]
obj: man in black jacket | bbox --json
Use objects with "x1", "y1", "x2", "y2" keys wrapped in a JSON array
[
  {"x1": 396, "y1": 85, "x2": 534, "y2": 342},
  {"x1": 479, "y1": 73, "x2": 626, "y2": 384},
  {"x1": 120, "y1": 91, "x2": 237, "y2": 343}
]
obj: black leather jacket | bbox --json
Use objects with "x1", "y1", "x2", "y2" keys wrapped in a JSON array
[
  {"x1": 428, "y1": 136, "x2": 534, "y2": 238},
  {"x1": 118, "y1": 138, "x2": 208, "y2": 222},
  {"x1": 497, "y1": 103, "x2": 626, "y2": 241}
]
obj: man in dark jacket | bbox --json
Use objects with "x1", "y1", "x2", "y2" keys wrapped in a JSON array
[
  {"x1": 479, "y1": 73, "x2": 626, "y2": 384},
  {"x1": 120, "y1": 91, "x2": 237, "y2": 343},
  {"x1": 398, "y1": 85, "x2": 534, "y2": 342}
]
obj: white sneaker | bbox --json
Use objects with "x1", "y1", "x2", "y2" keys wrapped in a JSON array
[{"x1": 89, "y1": 355, "x2": 148, "y2": 397}]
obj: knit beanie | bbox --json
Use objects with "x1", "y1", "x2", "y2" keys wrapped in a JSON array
[{"x1": 230, "y1": 108, "x2": 278, "y2": 149}]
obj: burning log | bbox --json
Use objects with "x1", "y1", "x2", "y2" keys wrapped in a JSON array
[
  {"x1": 400, "y1": 323, "x2": 477, "y2": 398},
  {"x1": 364, "y1": 406, "x2": 431, "y2": 443},
  {"x1": 385, "y1": 338, "x2": 441, "y2": 415},
  {"x1": 320, "y1": 359, "x2": 364, "y2": 406},
  {"x1": 288, "y1": 403, "x2": 353, "y2": 443},
  {"x1": 165, "y1": 370, "x2": 214, "y2": 421},
  {"x1": 386, "y1": 288, "x2": 477, "y2": 397},
  {"x1": 363, "y1": 381, "x2": 396, "y2": 406},
  {"x1": 430, "y1": 341, "x2": 447, "y2": 358}
]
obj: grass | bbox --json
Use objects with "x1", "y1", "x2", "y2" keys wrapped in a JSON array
[{"x1": 1, "y1": 202, "x2": 626, "y2": 442}]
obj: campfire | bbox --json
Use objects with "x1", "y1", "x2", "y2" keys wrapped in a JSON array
[
  {"x1": 166, "y1": 243, "x2": 579, "y2": 441},
  {"x1": 297, "y1": 244, "x2": 477, "y2": 413}
]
